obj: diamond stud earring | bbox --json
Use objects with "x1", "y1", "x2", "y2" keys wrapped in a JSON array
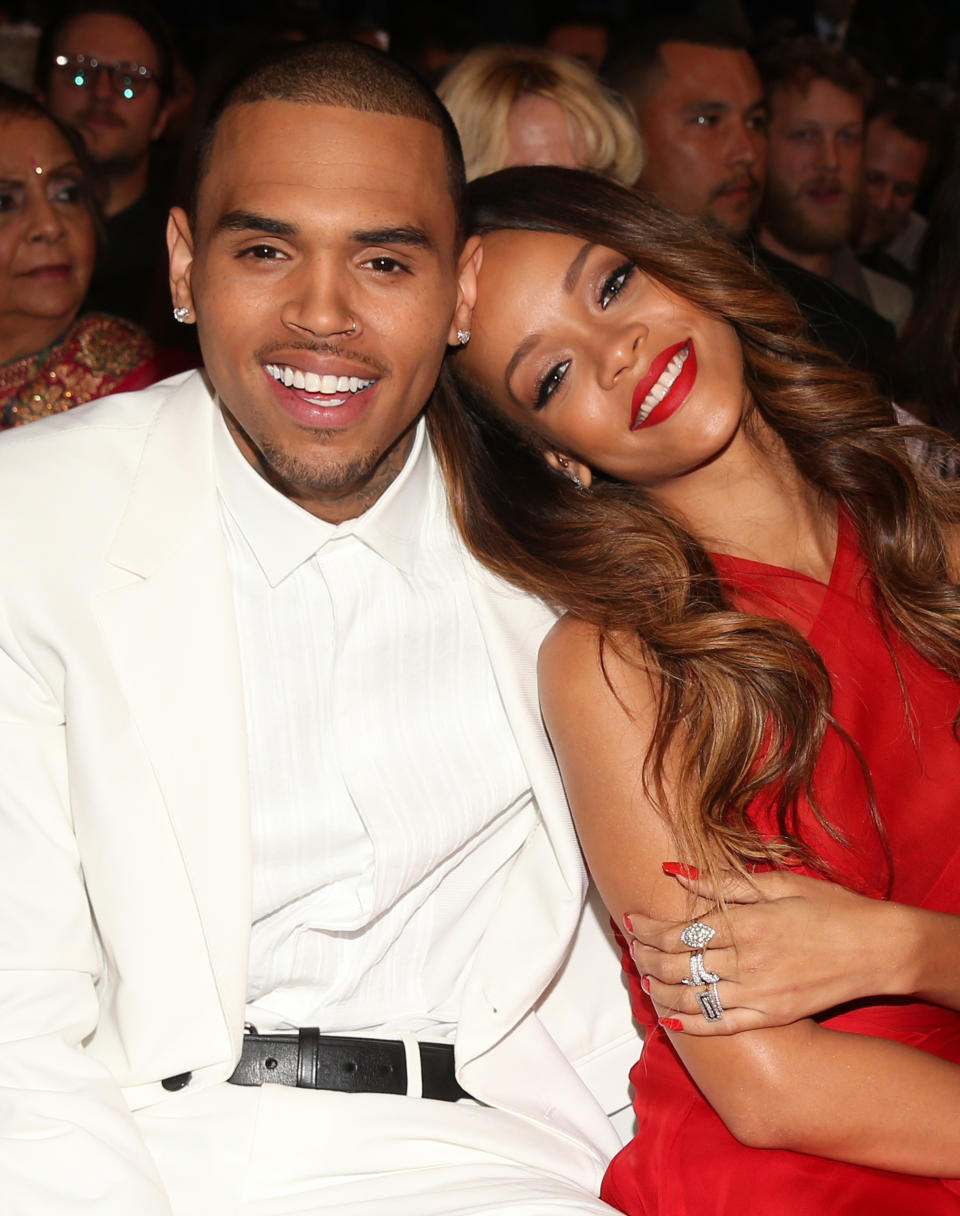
[
  {"x1": 173, "y1": 306, "x2": 190, "y2": 323},
  {"x1": 457, "y1": 329, "x2": 471, "y2": 346}
]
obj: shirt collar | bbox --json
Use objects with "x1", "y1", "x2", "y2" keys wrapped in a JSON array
[{"x1": 213, "y1": 404, "x2": 433, "y2": 585}]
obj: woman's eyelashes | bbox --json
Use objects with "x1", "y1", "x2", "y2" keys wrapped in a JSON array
[
  {"x1": 599, "y1": 261, "x2": 634, "y2": 309},
  {"x1": 534, "y1": 359, "x2": 570, "y2": 409}
]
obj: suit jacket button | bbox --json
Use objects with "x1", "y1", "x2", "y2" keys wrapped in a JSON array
[{"x1": 161, "y1": 1071, "x2": 192, "y2": 1091}]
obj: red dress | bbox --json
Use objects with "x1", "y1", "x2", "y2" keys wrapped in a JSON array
[{"x1": 601, "y1": 513, "x2": 960, "y2": 1214}]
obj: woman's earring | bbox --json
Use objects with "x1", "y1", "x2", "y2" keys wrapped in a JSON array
[
  {"x1": 457, "y1": 329, "x2": 471, "y2": 346},
  {"x1": 556, "y1": 455, "x2": 585, "y2": 490},
  {"x1": 173, "y1": 306, "x2": 191, "y2": 323}
]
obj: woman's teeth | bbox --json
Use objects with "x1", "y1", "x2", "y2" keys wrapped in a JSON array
[
  {"x1": 634, "y1": 342, "x2": 690, "y2": 427},
  {"x1": 265, "y1": 364, "x2": 375, "y2": 395}
]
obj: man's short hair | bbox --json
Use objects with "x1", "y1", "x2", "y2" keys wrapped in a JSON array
[
  {"x1": 191, "y1": 41, "x2": 467, "y2": 242},
  {"x1": 34, "y1": 0, "x2": 175, "y2": 97},
  {"x1": 756, "y1": 36, "x2": 873, "y2": 109},
  {"x1": 868, "y1": 84, "x2": 941, "y2": 173},
  {"x1": 604, "y1": 17, "x2": 749, "y2": 114}
]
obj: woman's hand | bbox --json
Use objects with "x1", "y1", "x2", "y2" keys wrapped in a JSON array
[{"x1": 625, "y1": 867, "x2": 912, "y2": 1034}]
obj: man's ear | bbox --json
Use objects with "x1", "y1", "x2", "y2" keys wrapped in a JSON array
[
  {"x1": 167, "y1": 206, "x2": 196, "y2": 321},
  {"x1": 544, "y1": 450, "x2": 593, "y2": 489},
  {"x1": 151, "y1": 95, "x2": 172, "y2": 142},
  {"x1": 448, "y1": 234, "x2": 482, "y2": 345}
]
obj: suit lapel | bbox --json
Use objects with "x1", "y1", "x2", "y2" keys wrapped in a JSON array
[
  {"x1": 455, "y1": 543, "x2": 588, "y2": 1056},
  {"x1": 95, "y1": 376, "x2": 251, "y2": 1037}
]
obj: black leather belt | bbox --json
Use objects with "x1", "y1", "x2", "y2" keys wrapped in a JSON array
[{"x1": 226, "y1": 1028, "x2": 470, "y2": 1102}]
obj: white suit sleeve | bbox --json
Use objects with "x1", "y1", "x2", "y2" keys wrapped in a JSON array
[{"x1": 0, "y1": 619, "x2": 172, "y2": 1215}]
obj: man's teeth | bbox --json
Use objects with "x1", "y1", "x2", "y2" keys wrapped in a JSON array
[
  {"x1": 635, "y1": 343, "x2": 690, "y2": 424},
  {"x1": 265, "y1": 364, "x2": 375, "y2": 395}
]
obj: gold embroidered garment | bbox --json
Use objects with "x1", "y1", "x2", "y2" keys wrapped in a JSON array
[{"x1": 0, "y1": 313, "x2": 156, "y2": 429}]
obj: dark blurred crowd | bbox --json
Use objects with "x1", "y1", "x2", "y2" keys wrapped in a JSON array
[{"x1": 2, "y1": 0, "x2": 960, "y2": 444}]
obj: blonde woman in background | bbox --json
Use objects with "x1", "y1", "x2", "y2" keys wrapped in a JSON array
[{"x1": 437, "y1": 44, "x2": 643, "y2": 185}]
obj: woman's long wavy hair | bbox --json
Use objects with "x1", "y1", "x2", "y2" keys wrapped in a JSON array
[{"x1": 430, "y1": 166, "x2": 960, "y2": 886}]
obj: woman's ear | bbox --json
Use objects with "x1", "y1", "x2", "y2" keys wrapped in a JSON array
[{"x1": 544, "y1": 450, "x2": 593, "y2": 490}]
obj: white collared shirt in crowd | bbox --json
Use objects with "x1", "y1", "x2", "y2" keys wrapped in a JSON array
[{"x1": 214, "y1": 409, "x2": 535, "y2": 1040}]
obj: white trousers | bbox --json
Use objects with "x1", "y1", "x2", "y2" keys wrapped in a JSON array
[{"x1": 135, "y1": 1081, "x2": 621, "y2": 1215}]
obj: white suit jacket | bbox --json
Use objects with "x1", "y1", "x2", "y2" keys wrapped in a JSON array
[{"x1": 0, "y1": 373, "x2": 639, "y2": 1213}]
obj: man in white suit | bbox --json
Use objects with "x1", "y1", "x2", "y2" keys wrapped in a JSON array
[{"x1": 0, "y1": 40, "x2": 637, "y2": 1215}]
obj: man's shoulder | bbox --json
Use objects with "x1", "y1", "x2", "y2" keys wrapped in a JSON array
[
  {"x1": 753, "y1": 244, "x2": 895, "y2": 374},
  {"x1": 0, "y1": 371, "x2": 213, "y2": 554},
  {"x1": 0, "y1": 370, "x2": 206, "y2": 466}
]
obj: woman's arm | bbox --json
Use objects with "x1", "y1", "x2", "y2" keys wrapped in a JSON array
[
  {"x1": 539, "y1": 617, "x2": 960, "y2": 1176},
  {"x1": 622, "y1": 517, "x2": 960, "y2": 1033},
  {"x1": 625, "y1": 868, "x2": 960, "y2": 1034}
]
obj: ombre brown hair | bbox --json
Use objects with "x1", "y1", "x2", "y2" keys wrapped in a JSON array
[{"x1": 430, "y1": 165, "x2": 960, "y2": 886}]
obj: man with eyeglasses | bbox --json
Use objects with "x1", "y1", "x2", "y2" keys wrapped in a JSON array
[{"x1": 35, "y1": 0, "x2": 173, "y2": 328}]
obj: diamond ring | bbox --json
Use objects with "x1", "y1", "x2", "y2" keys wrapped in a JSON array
[
  {"x1": 683, "y1": 950, "x2": 720, "y2": 986},
  {"x1": 680, "y1": 921, "x2": 716, "y2": 949},
  {"x1": 697, "y1": 984, "x2": 724, "y2": 1022}
]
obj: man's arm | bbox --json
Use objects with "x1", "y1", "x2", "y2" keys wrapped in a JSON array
[{"x1": 0, "y1": 622, "x2": 171, "y2": 1214}]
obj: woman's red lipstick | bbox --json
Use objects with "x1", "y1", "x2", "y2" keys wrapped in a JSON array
[{"x1": 630, "y1": 339, "x2": 697, "y2": 430}]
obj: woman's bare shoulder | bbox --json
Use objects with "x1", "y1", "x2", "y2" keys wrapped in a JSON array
[
  {"x1": 539, "y1": 614, "x2": 601, "y2": 671},
  {"x1": 538, "y1": 615, "x2": 654, "y2": 723}
]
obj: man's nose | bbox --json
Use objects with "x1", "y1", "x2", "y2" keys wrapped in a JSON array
[
  {"x1": 281, "y1": 263, "x2": 359, "y2": 340},
  {"x1": 870, "y1": 180, "x2": 895, "y2": 212},
  {"x1": 91, "y1": 65, "x2": 115, "y2": 102},
  {"x1": 820, "y1": 136, "x2": 842, "y2": 173},
  {"x1": 727, "y1": 121, "x2": 760, "y2": 166}
]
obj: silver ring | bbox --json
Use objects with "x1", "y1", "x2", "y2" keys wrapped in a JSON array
[
  {"x1": 684, "y1": 951, "x2": 721, "y2": 986},
  {"x1": 697, "y1": 983, "x2": 724, "y2": 1022},
  {"x1": 680, "y1": 921, "x2": 716, "y2": 949}
]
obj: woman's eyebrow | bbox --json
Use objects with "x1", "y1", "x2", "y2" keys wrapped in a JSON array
[
  {"x1": 504, "y1": 333, "x2": 540, "y2": 402},
  {"x1": 563, "y1": 242, "x2": 596, "y2": 293}
]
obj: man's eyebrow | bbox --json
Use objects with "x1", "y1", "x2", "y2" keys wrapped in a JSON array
[
  {"x1": 682, "y1": 99, "x2": 730, "y2": 115},
  {"x1": 215, "y1": 210, "x2": 298, "y2": 237},
  {"x1": 353, "y1": 225, "x2": 434, "y2": 250},
  {"x1": 212, "y1": 215, "x2": 435, "y2": 251}
]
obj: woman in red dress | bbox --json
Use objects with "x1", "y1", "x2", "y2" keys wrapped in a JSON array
[{"x1": 434, "y1": 166, "x2": 960, "y2": 1212}]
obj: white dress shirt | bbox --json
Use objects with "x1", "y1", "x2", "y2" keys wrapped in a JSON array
[{"x1": 213, "y1": 410, "x2": 535, "y2": 1040}]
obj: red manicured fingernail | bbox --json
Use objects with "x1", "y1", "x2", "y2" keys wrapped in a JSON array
[
  {"x1": 622, "y1": 914, "x2": 633, "y2": 933},
  {"x1": 659, "y1": 1017, "x2": 683, "y2": 1032},
  {"x1": 662, "y1": 862, "x2": 700, "y2": 879},
  {"x1": 640, "y1": 975, "x2": 651, "y2": 993}
]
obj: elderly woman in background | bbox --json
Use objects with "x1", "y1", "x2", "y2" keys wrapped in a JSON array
[
  {"x1": 0, "y1": 86, "x2": 181, "y2": 430},
  {"x1": 437, "y1": 44, "x2": 643, "y2": 185}
]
